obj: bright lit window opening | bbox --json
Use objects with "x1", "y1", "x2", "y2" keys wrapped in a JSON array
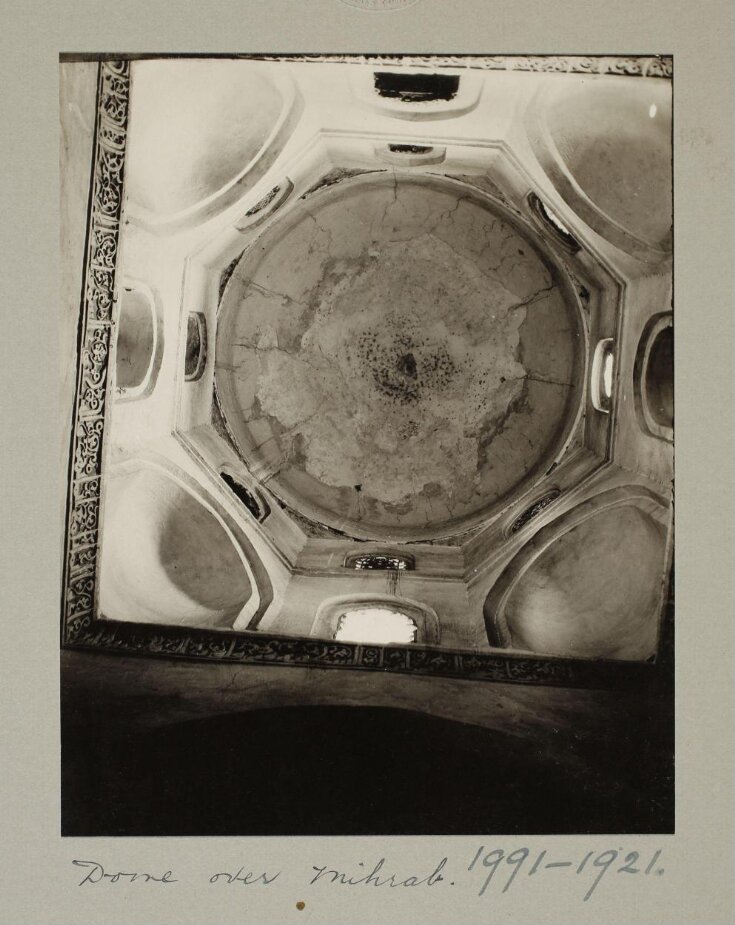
[
  {"x1": 333, "y1": 607, "x2": 418, "y2": 645},
  {"x1": 527, "y1": 192, "x2": 580, "y2": 252},
  {"x1": 603, "y1": 350, "x2": 614, "y2": 398},
  {"x1": 591, "y1": 337, "x2": 615, "y2": 413}
]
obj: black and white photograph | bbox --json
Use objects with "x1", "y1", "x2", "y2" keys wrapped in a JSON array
[
  {"x1": 2, "y1": 0, "x2": 735, "y2": 918},
  {"x1": 59, "y1": 53, "x2": 676, "y2": 838}
]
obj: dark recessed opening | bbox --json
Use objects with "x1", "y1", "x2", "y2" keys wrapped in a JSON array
[
  {"x1": 646, "y1": 326, "x2": 673, "y2": 428},
  {"x1": 510, "y1": 490, "x2": 562, "y2": 535},
  {"x1": 387, "y1": 143, "x2": 434, "y2": 155},
  {"x1": 374, "y1": 72, "x2": 459, "y2": 103},
  {"x1": 220, "y1": 472, "x2": 263, "y2": 520}
]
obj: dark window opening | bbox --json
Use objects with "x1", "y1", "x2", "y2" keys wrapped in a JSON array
[
  {"x1": 220, "y1": 472, "x2": 264, "y2": 520},
  {"x1": 184, "y1": 312, "x2": 207, "y2": 381},
  {"x1": 387, "y1": 143, "x2": 434, "y2": 155},
  {"x1": 646, "y1": 326, "x2": 673, "y2": 429},
  {"x1": 528, "y1": 192, "x2": 581, "y2": 253},
  {"x1": 374, "y1": 72, "x2": 459, "y2": 103},
  {"x1": 344, "y1": 553, "x2": 415, "y2": 571},
  {"x1": 245, "y1": 185, "x2": 281, "y2": 217},
  {"x1": 510, "y1": 490, "x2": 562, "y2": 535}
]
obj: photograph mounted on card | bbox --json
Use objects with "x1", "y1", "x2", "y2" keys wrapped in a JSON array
[{"x1": 60, "y1": 53, "x2": 673, "y2": 837}]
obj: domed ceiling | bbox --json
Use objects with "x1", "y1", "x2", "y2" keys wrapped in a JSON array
[{"x1": 215, "y1": 175, "x2": 584, "y2": 539}]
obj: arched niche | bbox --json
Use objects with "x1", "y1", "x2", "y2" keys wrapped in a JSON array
[
  {"x1": 635, "y1": 313, "x2": 673, "y2": 442},
  {"x1": 124, "y1": 60, "x2": 299, "y2": 230},
  {"x1": 99, "y1": 462, "x2": 272, "y2": 630},
  {"x1": 484, "y1": 487, "x2": 669, "y2": 661},
  {"x1": 312, "y1": 594, "x2": 440, "y2": 646},
  {"x1": 114, "y1": 282, "x2": 162, "y2": 401},
  {"x1": 526, "y1": 78, "x2": 672, "y2": 261}
]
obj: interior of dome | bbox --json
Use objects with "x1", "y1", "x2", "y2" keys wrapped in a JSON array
[{"x1": 61, "y1": 54, "x2": 674, "y2": 836}]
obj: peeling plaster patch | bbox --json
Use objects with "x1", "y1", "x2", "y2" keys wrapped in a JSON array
[
  {"x1": 216, "y1": 177, "x2": 581, "y2": 535},
  {"x1": 249, "y1": 233, "x2": 527, "y2": 506}
]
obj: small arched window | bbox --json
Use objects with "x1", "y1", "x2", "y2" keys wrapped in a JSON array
[
  {"x1": 373, "y1": 72, "x2": 459, "y2": 103},
  {"x1": 220, "y1": 470, "x2": 268, "y2": 522},
  {"x1": 334, "y1": 607, "x2": 418, "y2": 645},
  {"x1": 313, "y1": 594, "x2": 440, "y2": 646},
  {"x1": 591, "y1": 338, "x2": 615, "y2": 413},
  {"x1": 527, "y1": 192, "x2": 581, "y2": 253},
  {"x1": 508, "y1": 489, "x2": 562, "y2": 536},
  {"x1": 344, "y1": 552, "x2": 415, "y2": 571}
]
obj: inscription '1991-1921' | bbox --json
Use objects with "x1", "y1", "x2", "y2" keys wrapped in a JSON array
[{"x1": 467, "y1": 845, "x2": 665, "y2": 902}]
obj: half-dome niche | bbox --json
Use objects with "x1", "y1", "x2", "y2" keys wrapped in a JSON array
[
  {"x1": 125, "y1": 60, "x2": 294, "y2": 226},
  {"x1": 485, "y1": 495, "x2": 668, "y2": 660},
  {"x1": 100, "y1": 467, "x2": 255, "y2": 629},
  {"x1": 527, "y1": 78, "x2": 672, "y2": 257}
]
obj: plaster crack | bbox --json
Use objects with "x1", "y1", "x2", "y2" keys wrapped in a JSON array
[{"x1": 242, "y1": 278, "x2": 307, "y2": 308}]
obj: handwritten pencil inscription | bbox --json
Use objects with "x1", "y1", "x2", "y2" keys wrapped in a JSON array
[{"x1": 71, "y1": 846, "x2": 665, "y2": 903}]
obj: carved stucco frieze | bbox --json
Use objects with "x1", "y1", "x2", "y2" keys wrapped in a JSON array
[
  {"x1": 63, "y1": 60, "x2": 130, "y2": 643},
  {"x1": 68, "y1": 619, "x2": 652, "y2": 690},
  {"x1": 254, "y1": 54, "x2": 673, "y2": 79}
]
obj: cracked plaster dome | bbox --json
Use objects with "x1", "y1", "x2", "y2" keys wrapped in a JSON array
[{"x1": 215, "y1": 175, "x2": 584, "y2": 540}]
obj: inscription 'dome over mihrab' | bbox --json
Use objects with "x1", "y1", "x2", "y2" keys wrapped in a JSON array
[{"x1": 215, "y1": 175, "x2": 583, "y2": 538}]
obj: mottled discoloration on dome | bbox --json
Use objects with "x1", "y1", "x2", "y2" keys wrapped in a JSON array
[{"x1": 216, "y1": 175, "x2": 583, "y2": 538}]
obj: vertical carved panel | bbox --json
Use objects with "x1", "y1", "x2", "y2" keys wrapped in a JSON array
[{"x1": 62, "y1": 61, "x2": 130, "y2": 643}]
